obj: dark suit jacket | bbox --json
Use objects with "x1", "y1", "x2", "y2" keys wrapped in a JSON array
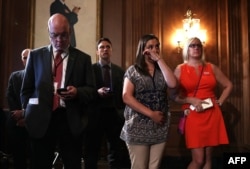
[
  {"x1": 6, "y1": 70, "x2": 25, "y2": 111},
  {"x1": 92, "y1": 63, "x2": 125, "y2": 111},
  {"x1": 50, "y1": 0, "x2": 78, "y2": 47},
  {"x1": 21, "y1": 45, "x2": 95, "y2": 138}
]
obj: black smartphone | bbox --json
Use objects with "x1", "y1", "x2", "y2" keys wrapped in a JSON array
[
  {"x1": 57, "y1": 88, "x2": 67, "y2": 95},
  {"x1": 104, "y1": 88, "x2": 114, "y2": 94},
  {"x1": 104, "y1": 87, "x2": 110, "y2": 92}
]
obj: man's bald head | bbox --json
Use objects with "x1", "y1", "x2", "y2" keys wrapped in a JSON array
[
  {"x1": 48, "y1": 13, "x2": 70, "y2": 32},
  {"x1": 48, "y1": 14, "x2": 71, "y2": 51},
  {"x1": 21, "y1": 48, "x2": 31, "y2": 67}
]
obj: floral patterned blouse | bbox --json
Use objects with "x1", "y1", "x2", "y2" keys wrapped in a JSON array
[{"x1": 120, "y1": 65, "x2": 171, "y2": 145}]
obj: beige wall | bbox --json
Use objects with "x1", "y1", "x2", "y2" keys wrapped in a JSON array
[{"x1": 35, "y1": 0, "x2": 98, "y2": 61}]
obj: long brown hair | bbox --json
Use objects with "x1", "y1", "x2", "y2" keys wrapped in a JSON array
[{"x1": 135, "y1": 34, "x2": 160, "y2": 75}]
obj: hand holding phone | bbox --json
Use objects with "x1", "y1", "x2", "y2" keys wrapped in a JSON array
[
  {"x1": 57, "y1": 88, "x2": 68, "y2": 95},
  {"x1": 201, "y1": 98, "x2": 213, "y2": 109},
  {"x1": 103, "y1": 87, "x2": 110, "y2": 93}
]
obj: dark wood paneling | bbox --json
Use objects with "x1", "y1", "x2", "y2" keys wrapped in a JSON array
[
  {"x1": 0, "y1": 0, "x2": 34, "y2": 108},
  {"x1": 123, "y1": 0, "x2": 158, "y2": 68},
  {"x1": 100, "y1": 0, "x2": 123, "y2": 66},
  {"x1": 228, "y1": 0, "x2": 250, "y2": 146}
]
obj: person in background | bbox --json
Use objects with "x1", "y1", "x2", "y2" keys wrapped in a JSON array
[
  {"x1": 50, "y1": 0, "x2": 80, "y2": 47},
  {"x1": 21, "y1": 14, "x2": 95, "y2": 169},
  {"x1": 6, "y1": 48, "x2": 31, "y2": 169},
  {"x1": 84, "y1": 37, "x2": 125, "y2": 169},
  {"x1": 120, "y1": 34, "x2": 177, "y2": 169},
  {"x1": 0, "y1": 108, "x2": 5, "y2": 152},
  {"x1": 0, "y1": 107, "x2": 9, "y2": 168},
  {"x1": 170, "y1": 37, "x2": 233, "y2": 169}
]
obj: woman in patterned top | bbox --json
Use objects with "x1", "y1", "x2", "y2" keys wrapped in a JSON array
[{"x1": 120, "y1": 34, "x2": 177, "y2": 169}]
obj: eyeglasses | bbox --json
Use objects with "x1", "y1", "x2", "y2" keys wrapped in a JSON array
[
  {"x1": 189, "y1": 44, "x2": 202, "y2": 48},
  {"x1": 49, "y1": 32, "x2": 69, "y2": 40}
]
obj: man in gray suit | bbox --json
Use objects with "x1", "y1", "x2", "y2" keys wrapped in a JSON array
[{"x1": 21, "y1": 14, "x2": 95, "y2": 169}]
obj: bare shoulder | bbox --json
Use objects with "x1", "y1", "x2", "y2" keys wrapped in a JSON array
[
  {"x1": 209, "y1": 62, "x2": 220, "y2": 74},
  {"x1": 174, "y1": 63, "x2": 185, "y2": 78}
]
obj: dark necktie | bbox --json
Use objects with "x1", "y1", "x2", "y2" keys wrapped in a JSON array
[
  {"x1": 53, "y1": 51, "x2": 63, "y2": 110},
  {"x1": 103, "y1": 65, "x2": 111, "y2": 88}
]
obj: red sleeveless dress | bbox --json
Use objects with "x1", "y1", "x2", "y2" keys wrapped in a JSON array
[{"x1": 179, "y1": 63, "x2": 229, "y2": 148}]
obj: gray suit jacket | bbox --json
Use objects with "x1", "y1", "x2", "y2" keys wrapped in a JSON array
[{"x1": 21, "y1": 45, "x2": 95, "y2": 138}]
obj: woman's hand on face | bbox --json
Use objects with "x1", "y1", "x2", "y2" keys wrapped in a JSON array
[{"x1": 143, "y1": 50, "x2": 161, "y2": 62}]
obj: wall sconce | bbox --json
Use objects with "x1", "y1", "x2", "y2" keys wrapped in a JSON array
[{"x1": 175, "y1": 9, "x2": 207, "y2": 53}]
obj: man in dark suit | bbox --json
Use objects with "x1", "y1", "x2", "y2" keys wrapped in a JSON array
[
  {"x1": 84, "y1": 38, "x2": 126, "y2": 169},
  {"x1": 50, "y1": 0, "x2": 80, "y2": 47},
  {"x1": 21, "y1": 14, "x2": 95, "y2": 169},
  {"x1": 6, "y1": 48, "x2": 30, "y2": 169}
]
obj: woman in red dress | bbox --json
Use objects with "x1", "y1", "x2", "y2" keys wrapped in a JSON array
[{"x1": 172, "y1": 37, "x2": 233, "y2": 169}]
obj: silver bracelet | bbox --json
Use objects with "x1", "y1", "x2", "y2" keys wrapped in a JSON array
[{"x1": 216, "y1": 100, "x2": 222, "y2": 106}]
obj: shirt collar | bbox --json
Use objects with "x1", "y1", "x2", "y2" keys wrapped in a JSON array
[
  {"x1": 99, "y1": 61, "x2": 111, "y2": 68},
  {"x1": 52, "y1": 47, "x2": 69, "y2": 58}
]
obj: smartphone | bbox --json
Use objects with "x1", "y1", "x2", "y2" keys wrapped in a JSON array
[
  {"x1": 201, "y1": 98, "x2": 213, "y2": 109},
  {"x1": 57, "y1": 88, "x2": 67, "y2": 95},
  {"x1": 104, "y1": 87, "x2": 110, "y2": 92}
]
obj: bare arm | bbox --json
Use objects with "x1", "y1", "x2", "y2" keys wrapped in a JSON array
[
  {"x1": 171, "y1": 64, "x2": 190, "y2": 104},
  {"x1": 212, "y1": 64, "x2": 233, "y2": 105},
  {"x1": 146, "y1": 51, "x2": 177, "y2": 88},
  {"x1": 157, "y1": 58, "x2": 177, "y2": 88}
]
